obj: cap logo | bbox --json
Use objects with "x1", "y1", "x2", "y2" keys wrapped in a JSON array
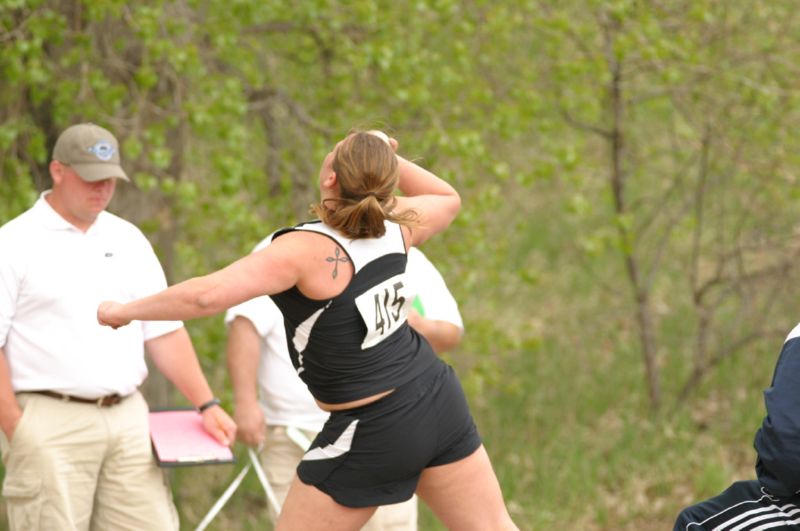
[{"x1": 87, "y1": 140, "x2": 115, "y2": 161}]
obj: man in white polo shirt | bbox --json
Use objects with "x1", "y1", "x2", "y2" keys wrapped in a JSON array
[
  {"x1": 226, "y1": 241, "x2": 463, "y2": 529},
  {"x1": 0, "y1": 123, "x2": 237, "y2": 531}
]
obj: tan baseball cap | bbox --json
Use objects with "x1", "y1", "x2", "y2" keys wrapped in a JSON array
[{"x1": 53, "y1": 123, "x2": 130, "y2": 182}]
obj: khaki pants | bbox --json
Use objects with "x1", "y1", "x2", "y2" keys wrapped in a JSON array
[
  {"x1": 262, "y1": 425, "x2": 417, "y2": 530},
  {"x1": 0, "y1": 392, "x2": 178, "y2": 531}
]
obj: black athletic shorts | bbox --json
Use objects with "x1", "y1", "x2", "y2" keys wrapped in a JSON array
[{"x1": 296, "y1": 358, "x2": 482, "y2": 507}]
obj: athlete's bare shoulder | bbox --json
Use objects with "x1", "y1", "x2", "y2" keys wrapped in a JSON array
[{"x1": 283, "y1": 230, "x2": 354, "y2": 299}]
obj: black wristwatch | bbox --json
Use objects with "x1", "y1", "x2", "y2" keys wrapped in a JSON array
[{"x1": 198, "y1": 397, "x2": 221, "y2": 413}]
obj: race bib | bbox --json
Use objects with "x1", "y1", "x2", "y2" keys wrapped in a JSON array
[{"x1": 355, "y1": 274, "x2": 411, "y2": 349}]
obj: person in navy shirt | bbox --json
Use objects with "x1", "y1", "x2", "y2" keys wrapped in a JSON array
[{"x1": 674, "y1": 323, "x2": 800, "y2": 530}]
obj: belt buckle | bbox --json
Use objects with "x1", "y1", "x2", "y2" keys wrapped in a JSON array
[
  {"x1": 96, "y1": 395, "x2": 118, "y2": 407},
  {"x1": 99, "y1": 394, "x2": 122, "y2": 407}
]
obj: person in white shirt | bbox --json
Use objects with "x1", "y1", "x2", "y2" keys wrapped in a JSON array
[
  {"x1": 0, "y1": 123, "x2": 236, "y2": 531},
  {"x1": 226, "y1": 244, "x2": 463, "y2": 529}
]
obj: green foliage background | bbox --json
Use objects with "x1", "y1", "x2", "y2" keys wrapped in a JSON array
[{"x1": 2, "y1": 1, "x2": 800, "y2": 529}]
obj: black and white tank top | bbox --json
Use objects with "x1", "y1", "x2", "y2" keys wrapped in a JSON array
[{"x1": 269, "y1": 220, "x2": 438, "y2": 404}]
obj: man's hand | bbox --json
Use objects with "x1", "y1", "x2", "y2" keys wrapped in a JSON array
[
  {"x1": 200, "y1": 404, "x2": 237, "y2": 446},
  {"x1": 0, "y1": 406, "x2": 22, "y2": 442},
  {"x1": 0, "y1": 348, "x2": 22, "y2": 442},
  {"x1": 234, "y1": 400, "x2": 266, "y2": 448},
  {"x1": 97, "y1": 301, "x2": 130, "y2": 329}
]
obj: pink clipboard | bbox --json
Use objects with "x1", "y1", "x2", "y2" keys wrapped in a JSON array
[{"x1": 149, "y1": 409, "x2": 235, "y2": 467}]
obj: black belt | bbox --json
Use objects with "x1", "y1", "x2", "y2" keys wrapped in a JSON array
[{"x1": 29, "y1": 390, "x2": 126, "y2": 407}]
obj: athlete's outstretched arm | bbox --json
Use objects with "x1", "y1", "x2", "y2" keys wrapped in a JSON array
[{"x1": 98, "y1": 234, "x2": 305, "y2": 328}]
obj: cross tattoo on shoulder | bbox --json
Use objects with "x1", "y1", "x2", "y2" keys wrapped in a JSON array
[{"x1": 326, "y1": 247, "x2": 349, "y2": 279}]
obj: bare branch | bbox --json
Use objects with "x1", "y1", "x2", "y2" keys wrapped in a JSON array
[
  {"x1": 560, "y1": 109, "x2": 612, "y2": 139},
  {"x1": 246, "y1": 87, "x2": 333, "y2": 136},
  {"x1": 0, "y1": 5, "x2": 39, "y2": 44},
  {"x1": 689, "y1": 123, "x2": 711, "y2": 296}
]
